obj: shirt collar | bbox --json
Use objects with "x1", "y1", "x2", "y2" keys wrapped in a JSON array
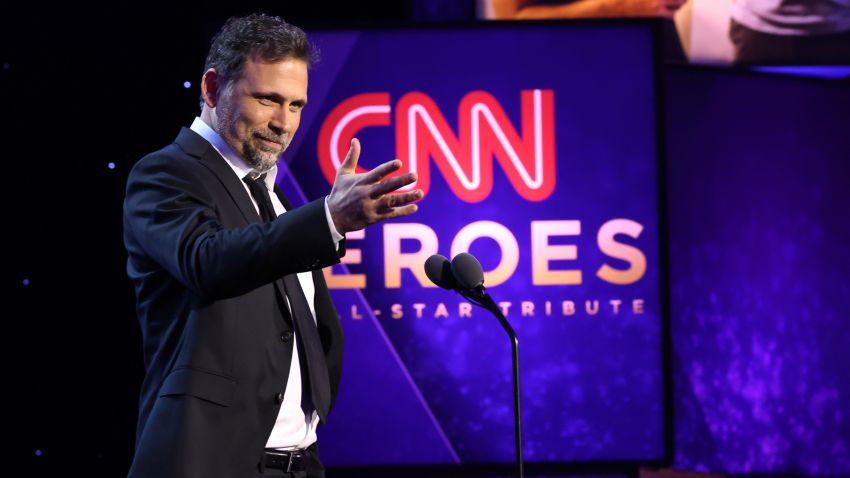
[{"x1": 190, "y1": 117, "x2": 277, "y2": 191}]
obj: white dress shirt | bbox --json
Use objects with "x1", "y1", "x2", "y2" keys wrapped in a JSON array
[{"x1": 190, "y1": 117, "x2": 342, "y2": 450}]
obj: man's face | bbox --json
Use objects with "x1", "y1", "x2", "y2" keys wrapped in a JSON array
[{"x1": 215, "y1": 56, "x2": 308, "y2": 173}]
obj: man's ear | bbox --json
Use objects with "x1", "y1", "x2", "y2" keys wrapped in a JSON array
[{"x1": 201, "y1": 68, "x2": 220, "y2": 108}]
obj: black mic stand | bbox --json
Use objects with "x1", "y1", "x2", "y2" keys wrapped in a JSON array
[{"x1": 460, "y1": 286, "x2": 524, "y2": 478}]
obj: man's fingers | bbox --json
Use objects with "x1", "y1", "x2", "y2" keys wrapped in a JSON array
[
  {"x1": 376, "y1": 203, "x2": 419, "y2": 221},
  {"x1": 369, "y1": 172, "x2": 418, "y2": 198},
  {"x1": 375, "y1": 190, "x2": 423, "y2": 213},
  {"x1": 363, "y1": 159, "x2": 403, "y2": 183},
  {"x1": 338, "y1": 138, "x2": 361, "y2": 175}
]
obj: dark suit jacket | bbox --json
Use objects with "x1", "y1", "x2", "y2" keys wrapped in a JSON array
[{"x1": 123, "y1": 127, "x2": 344, "y2": 477}]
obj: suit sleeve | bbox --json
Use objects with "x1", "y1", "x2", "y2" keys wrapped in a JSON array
[{"x1": 124, "y1": 151, "x2": 343, "y2": 301}]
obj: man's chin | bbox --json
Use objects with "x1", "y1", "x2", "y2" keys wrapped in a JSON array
[
  {"x1": 260, "y1": 142, "x2": 287, "y2": 155},
  {"x1": 244, "y1": 145, "x2": 283, "y2": 172},
  {"x1": 253, "y1": 156, "x2": 280, "y2": 173}
]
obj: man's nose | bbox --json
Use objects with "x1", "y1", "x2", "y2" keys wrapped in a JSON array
[{"x1": 269, "y1": 107, "x2": 294, "y2": 135}]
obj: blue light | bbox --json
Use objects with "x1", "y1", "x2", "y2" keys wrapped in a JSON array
[
  {"x1": 108, "y1": 162, "x2": 116, "y2": 170},
  {"x1": 35, "y1": 449, "x2": 42, "y2": 457},
  {"x1": 753, "y1": 65, "x2": 850, "y2": 80},
  {"x1": 183, "y1": 81, "x2": 191, "y2": 89},
  {"x1": 22, "y1": 278, "x2": 29, "y2": 286},
  {"x1": 2, "y1": 63, "x2": 8, "y2": 70}
]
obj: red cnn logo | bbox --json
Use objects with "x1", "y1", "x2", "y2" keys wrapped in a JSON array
[{"x1": 317, "y1": 90, "x2": 556, "y2": 203}]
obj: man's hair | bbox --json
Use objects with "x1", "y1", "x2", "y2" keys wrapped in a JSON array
[{"x1": 200, "y1": 13, "x2": 317, "y2": 108}]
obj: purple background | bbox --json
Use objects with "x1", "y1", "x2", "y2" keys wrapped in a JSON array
[
  {"x1": 281, "y1": 24, "x2": 666, "y2": 466},
  {"x1": 665, "y1": 66, "x2": 850, "y2": 475}
]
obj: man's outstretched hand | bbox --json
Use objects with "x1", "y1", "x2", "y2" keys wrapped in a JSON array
[{"x1": 327, "y1": 138, "x2": 422, "y2": 234}]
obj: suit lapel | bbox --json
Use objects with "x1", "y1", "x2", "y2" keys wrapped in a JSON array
[
  {"x1": 173, "y1": 127, "x2": 261, "y2": 225},
  {"x1": 174, "y1": 128, "x2": 294, "y2": 326}
]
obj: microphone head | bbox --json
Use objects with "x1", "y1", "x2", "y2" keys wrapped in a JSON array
[
  {"x1": 451, "y1": 252, "x2": 485, "y2": 290},
  {"x1": 424, "y1": 254, "x2": 460, "y2": 290}
]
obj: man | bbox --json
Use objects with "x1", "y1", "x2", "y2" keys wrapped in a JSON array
[{"x1": 123, "y1": 14, "x2": 421, "y2": 477}]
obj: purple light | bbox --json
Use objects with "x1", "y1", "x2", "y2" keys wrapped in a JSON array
[
  {"x1": 108, "y1": 162, "x2": 116, "y2": 170},
  {"x1": 35, "y1": 449, "x2": 42, "y2": 457},
  {"x1": 183, "y1": 81, "x2": 191, "y2": 89},
  {"x1": 22, "y1": 278, "x2": 29, "y2": 286},
  {"x1": 2, "y1": 63, "x2": 8, "y2": 70}
]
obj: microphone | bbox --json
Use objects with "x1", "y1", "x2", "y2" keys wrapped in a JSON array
[
  {"x1": 422, "y1": 252, "x2": 524, "y2": 478},
  {"x1": 450, "y1": 252, "x2": 484, "y2": 291},
  {"x1": 424, "y1": 252, "x2": 484, "y2": 292},
  {"x1": 424, "y1": 254, "x2": 461, "y2": 291}
]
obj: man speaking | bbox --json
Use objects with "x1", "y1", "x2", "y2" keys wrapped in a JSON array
[{"x1": 123, "y1": 14, "x2": 421, "y2": 477}]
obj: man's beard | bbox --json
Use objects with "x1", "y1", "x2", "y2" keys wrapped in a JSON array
[
  {"x1": 218, "y1": 101, "x2": 289, "y2": 173},
  {"x1": 242, "y1": 129, "x2": 289, "y2": 173}
]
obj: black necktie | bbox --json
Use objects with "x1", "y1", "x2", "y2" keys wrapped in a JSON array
[{"x1": 243, "y1": 174, "x2": 332, "y2": 422}]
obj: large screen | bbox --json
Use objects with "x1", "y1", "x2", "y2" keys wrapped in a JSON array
[{"x1": 279, "y1": 22, "x2": 667, "y2": 467}]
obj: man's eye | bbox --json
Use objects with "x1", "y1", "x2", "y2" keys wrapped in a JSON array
[{"x1": 258, "y1": 98, "x2": 274, "y2": 106}]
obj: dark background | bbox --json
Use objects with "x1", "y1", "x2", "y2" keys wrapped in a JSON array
[{"x1": 3, "y1": 1, "x2": 849, "y2": 476}]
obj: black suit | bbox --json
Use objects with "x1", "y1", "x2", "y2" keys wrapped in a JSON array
[{"x1": 123, "y1": 127, "x2": 344, "y2": 477}]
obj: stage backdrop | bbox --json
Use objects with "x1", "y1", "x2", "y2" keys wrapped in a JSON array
[{"x1": 280, "y1": 22, "x2": 666, "y2": 466}]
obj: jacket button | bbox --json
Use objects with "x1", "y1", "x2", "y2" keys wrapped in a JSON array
[
  {"x1": 280, "y1": 331, "x2": 293, "y2": 342},
  {"x1": 275, "y1": 393, "x2": 285, "y2": 404}
]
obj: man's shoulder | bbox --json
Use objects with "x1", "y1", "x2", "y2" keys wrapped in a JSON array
[{"x1": 123, "y1": 130, "x2": 222, "y2": 215}]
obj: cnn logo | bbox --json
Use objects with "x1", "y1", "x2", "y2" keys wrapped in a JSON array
[{"x1": 318, "y1": 89, "x2": 556, "y2": 203}]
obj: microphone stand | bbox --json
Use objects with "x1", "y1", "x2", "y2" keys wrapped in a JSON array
[{"x1": 461, "y1": 287, "x2": 524, "y2": 478}]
